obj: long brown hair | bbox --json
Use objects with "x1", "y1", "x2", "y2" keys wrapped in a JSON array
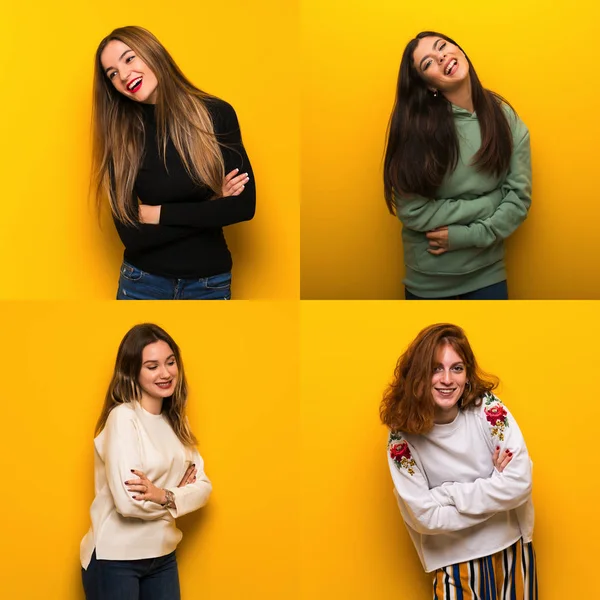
[
  {"x1": 383, "y1": 31, "x2": 513, "y2": 213},
  {"x1": 380, "y1": 323, "x2": 498, "y2": 434},
  {"x1": 92, "y1": 26, "x2": 225, "y2": 225},
  {"x1": 96, "y1": 323, "x2": 198, "y2": 447}
]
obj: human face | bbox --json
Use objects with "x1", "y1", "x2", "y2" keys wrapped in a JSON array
[
  {"x1": 431, "y1": 343, "x2": 467, "y2": 424},
  {"x1": 100, "y1": 39, "x2": 159, "y2": 104},
  {"x1": 412, "y1": 36, "x2": 469, "y2": 92},
  {"x1": 138, "y1": 340, "x2": 178, "y2": 403}
]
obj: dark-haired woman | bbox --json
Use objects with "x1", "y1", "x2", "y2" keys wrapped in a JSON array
[
  {"x1": 383, "y1": 32, "x2": 531, "y2": 300},
  {"x1": 80, "y1": 324, "x2": 212, "y2": 599},
  {"x1": 380, "y1": 323, "x2": 537, "y2": 599},
  {"x1": 93, "y1": 26, "x2": 256, "y2": 300}
]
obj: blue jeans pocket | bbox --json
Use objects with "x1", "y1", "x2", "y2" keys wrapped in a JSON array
[
  {"x1": 119, "y1": 261, "x2": 146, "y2": 282},
  {"x1": 205, "y1": 272, "x2": 232, "y2": 290}
]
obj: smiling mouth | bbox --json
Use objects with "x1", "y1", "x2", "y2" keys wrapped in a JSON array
[
  {"x1": 127, "y1": 77, "x2": 143, "y2": 93},
  {"x1": 156, "y1": 381, "x2": 173, "y2": 389},
  {"x1": 435, "y1": 388, "x2": 457, "y2": 397},
  {"x1": 444, "y1": 59, "x2": 458, "y2": 76}
]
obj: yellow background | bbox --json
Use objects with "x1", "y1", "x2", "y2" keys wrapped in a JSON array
[
  {"x1": 300, "y1": 0, "x2": 600, "y2": 299},
  {"x1": 0, "y1": 1, "x2": 299, "y2": 300},
  {"x1": 300, "y1": 300, "x2": 597, "y2": 599},
  {"x1": 0, "y1": 302, "x2": 299, "y2": 599}
]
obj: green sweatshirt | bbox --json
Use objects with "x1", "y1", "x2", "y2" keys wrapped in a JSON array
[{"x1": 395, "y1": 103, "x2": 531, "y2": 298}]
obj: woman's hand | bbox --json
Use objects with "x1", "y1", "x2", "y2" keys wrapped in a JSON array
[
  {"x1": 222, "y1": 168, "x2": 250, "y2": 197},
  {"x1": 139, "y1": 204, "x2": 161, "y2": 225},
  {"x1": 125, "y1": 469, "x2": 167, "y2": 504},
  {"x1": 426, "y1": 226, "x2": 449, "y2": 255},
  {"x1": 177, "y1": 464, "x2": 198, "y2": 487},
  {"x1": 492, "y1": 446, "x2": 513, "y2": 473}
]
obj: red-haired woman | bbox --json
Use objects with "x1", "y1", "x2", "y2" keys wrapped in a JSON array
[
  {"x1": 383, "y1": 32, "x2": 531, "y2": 300},
  {"x1": 380, "y1": 324, "x2": 537, "y2": 599}
]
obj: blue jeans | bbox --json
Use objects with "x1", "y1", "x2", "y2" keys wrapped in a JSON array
[
  {"x1": 81, "y1": 550, "x2": 180, "y2": 600},
  {"x1": 117, "y1": 261, "x2": 232, "y2": 300},
  {"x1": 405, "y1": 280, "x2": 509, "y2": 300}
]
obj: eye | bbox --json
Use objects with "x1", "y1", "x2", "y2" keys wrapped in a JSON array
[
  {"x1": 108, "y1": 70, "x2": 117, "y2": 80},
  {"x1": 125, "y1": 54, "x2": 135, "y2": 63},
  {"x1": 147, "y1": 365, "x2": 157, "y2": 371},
  {"x1": 423, "y1": 59, "x2": 432, "y2": 72},
  {"x1": 167, "y1": 360, "x2": 176, "y2": 367},
  {"x1": 440, "y1": 42, "x2": 446, "y2": 50},
  {"x1": 452, "y1": 365, "x2": 464, "y2": 373},
  {"x1": 433, "y1": 365, "x2": 442, "y2": 372}
]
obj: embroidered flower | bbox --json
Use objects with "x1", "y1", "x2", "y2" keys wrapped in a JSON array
[
  {"x1": 483, "y1": 393, "x2": 509, "y2": 442},
  {"x1": 388, "y1": 433, "x2": 417, "y2": 476},
  {"x1": 484, "y1": 404, "x2": 507, "y2": 426}
]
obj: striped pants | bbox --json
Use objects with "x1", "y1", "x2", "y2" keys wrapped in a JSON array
[{"x1": 433, "y1": 539, "x2": 538, "y2": 600}]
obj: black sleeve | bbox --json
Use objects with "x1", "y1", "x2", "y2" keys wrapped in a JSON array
[
  {"x1": 158, "y1": 100, "x2": 256, "y2": 228},
  {"x1": 113, "y1": 217, "x2": 198, "y2": 254}
]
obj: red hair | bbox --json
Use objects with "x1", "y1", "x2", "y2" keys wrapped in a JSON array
[{"x1": 380, "y1": 323, "x2": 498, "y2": 434}]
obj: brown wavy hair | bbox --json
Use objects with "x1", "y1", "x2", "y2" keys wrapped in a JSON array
[
  {"x1": 383, "y1": 31, "x2": 514, "y2": 213},
  {"x1": 380, "y1": 323, "x2": 498, "y2": 434},
  {"x1": 95, "y1": 323, "x2": 198, "y2": 447},
  {"x1": 92, "y1": 26, "x2": 225, "y2": 225}
]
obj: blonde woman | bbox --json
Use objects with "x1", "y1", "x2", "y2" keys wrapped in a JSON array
[
  {"x1": 93, "y1": 26, "x2": 256, "y2": 300},
  {"x1": 81, "y1": 323, "x2": 212, "y2": 599}
]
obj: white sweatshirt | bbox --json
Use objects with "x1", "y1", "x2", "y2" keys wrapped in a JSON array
[
  {"x1": 387, "y1": 393, "x2": 534, "y2": 572},
  {"x1": 80, "y1": 402, "x2": 212, "y2": 569}
]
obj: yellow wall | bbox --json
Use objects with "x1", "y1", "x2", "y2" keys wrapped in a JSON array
[
  {"x1": 300, "y1": 0, "x2": 600, "y2": 299},
  {"x1": 300, "y1": 300, "x2": 597, "y2": 599},
  {"x1": 0, "y1": 302, "x2": 300, "y2": 599},
  {"x1": 0, "y1": 0, "x2": 299, "y2": 300}
]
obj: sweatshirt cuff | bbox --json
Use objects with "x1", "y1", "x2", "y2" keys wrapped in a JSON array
[{"x1": 448, "y1": 224, "x2": 471, "y2": 250}]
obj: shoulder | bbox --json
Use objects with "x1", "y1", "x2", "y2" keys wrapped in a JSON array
[
  {"x1": 204, "y1": 96, "x2": 239, "y2": 128},
  {"x1": 496, "y1": 99, "x2": 529, "y2": 140},
  {"x1": 105, "y1": 402, "x2": 137, "y2": 428},
  {"x1": 387, "y1": 430, "x2": 417, "y2": 476},
  {"x1": 477, "y1": 392, "x2": 511, "y2": 439}
]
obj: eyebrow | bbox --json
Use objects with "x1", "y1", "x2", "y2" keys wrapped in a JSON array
[
  {"x1": 419, "y1": 38, "x2": 442, "y2": 70},
  {"x1": 104, "y1": 49, "x2": 134, "y2": 74},
  {"x1": 143, "y1": 354, "x2": 176, "y2": 365}
]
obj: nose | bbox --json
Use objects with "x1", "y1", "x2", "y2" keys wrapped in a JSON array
[
  {"x1": 440, "y1": 370, "x2": 453, "y2": 384},
  {"x1": 158, "y1": 365, "x2": 170, "y2": 379}
]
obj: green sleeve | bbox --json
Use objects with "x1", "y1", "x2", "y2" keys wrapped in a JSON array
[
  {"x1": 395, "y1": 189, "x2": 503, "y2": 232},
  {"x1": 448, "y1": 122, "x2": 532, "y2": 250}
]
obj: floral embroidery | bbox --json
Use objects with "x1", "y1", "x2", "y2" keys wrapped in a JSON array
[
  {"x1": 388, "y1": 432, "x2": 416, "y2": 476},
  {"x1": 483, "y1": 393, "x2": 509, "y2": 441}
]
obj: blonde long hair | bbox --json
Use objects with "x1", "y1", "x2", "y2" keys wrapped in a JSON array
[
  {"x1": 92, "y1": 26, "x2": 225, "y2": 224},
  {"x1": 96, "y1": 323, "x2": 198, "y2": 447}
]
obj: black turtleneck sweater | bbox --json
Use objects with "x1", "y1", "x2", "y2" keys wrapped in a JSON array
[{"x1": 113, "y1": 97, "x2": 256, "y2": 278}]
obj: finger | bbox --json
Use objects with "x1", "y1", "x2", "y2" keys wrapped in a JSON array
[
  {"x1": 230, "y1": 173, "x2": 249, "y2": 186},
  {"x1": 427, "y1": 248, "x2": 446, "y2": 255},
  {"x1": 223, "y1": 168, "x2": 240, "y2": 183},
  {"x1": 130, "y1": 470, "x2": 147, "y2": 481},
  {"x1": 492, "y1": 446, "x2": 500, "y2": 465},
  {"x1": 126, "y1": 484, "x2": 148, "y2": 493},
  {"x1": 124, "y1": 478, "x2": 145, "y2": 486},
  {"x1": 425, "y1": 232, "x2": 439, "y2": 240}
]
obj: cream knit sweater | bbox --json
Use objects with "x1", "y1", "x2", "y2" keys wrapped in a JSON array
[{"x1": 81, "y1": 402, "x2": 211, "y2": 568}]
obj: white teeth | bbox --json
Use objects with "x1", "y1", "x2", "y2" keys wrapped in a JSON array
[
  {"x1": 445, "y1": 59, "x2": 457, "y2": 75},
  {"x1": 128, "y1": 77, "x2": 142, "y2": 90}
]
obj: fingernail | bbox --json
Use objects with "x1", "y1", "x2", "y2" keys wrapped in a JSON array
[
  {"x1": 130, "y1": 469, "x2": 135, "y2": 473},
  {"x1": 235, "y1": 168, "x2": 239, "y2": 172},
  {"x1": 496, "y1": 446, "x2": 499, "y2": 450},
  {"x1": 192, "y1": 463, "x2": 196, "y2": 467}
]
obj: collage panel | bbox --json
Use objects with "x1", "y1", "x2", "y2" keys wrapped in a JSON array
[
  {"x1": 0, "y1": 301, "x2": 299, "y2": 599},
  {"x1": 0, "y1": 0, "x2": 299, "y2": 300},
  {"x1": 300, "y1": 1, "x2": 600, "y2": 299},
  {"x1": 300, "y1": 300, "x2": 596, "y2": 599}
]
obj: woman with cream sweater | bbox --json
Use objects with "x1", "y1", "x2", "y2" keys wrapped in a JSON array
[{"x1": 80, "y1": 323, "x2": 212, "y2": 599}]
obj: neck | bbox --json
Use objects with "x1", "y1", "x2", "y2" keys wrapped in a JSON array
[
  {"x1": 433, "y1": 405, "x2": 459, "y2": 424},
  {"x1": 442, "y1": 78, "x2": 474, "y2": 113},
  {"x1": 139, "y1": 394, "x2": 163, "y2": 415}
]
